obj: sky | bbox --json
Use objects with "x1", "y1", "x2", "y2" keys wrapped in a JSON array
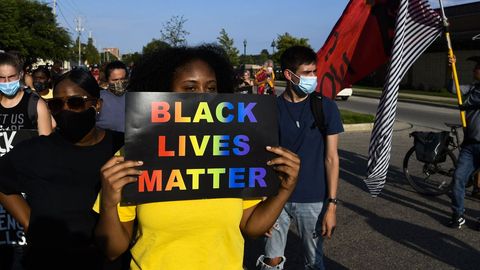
[{"x1": 42, "y1": 0, "x2": 478, "y2": 56}]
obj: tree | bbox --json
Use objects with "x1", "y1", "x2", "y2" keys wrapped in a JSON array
[
  {"x1": 259, "y1": 49, "x2": 270, "y2": 65},
  {"x1": 84, "y1": 37, "x2": 100, "y2": 64},
  {"x1": 0, "y1": 0, "x2": 71, "y2": 61},
  {"x1": 217, "y1": 29, "x2": 239, "y2": 66},
  {"x1": 160, "y1": 15, "x2": 189, "y2": 47},
  {"x1": 142, "y1": 39, "x2": 170, "y2": 55},
  {"x1": 122, "y1": 52, "x2": 142, "y2": 66},
  {"x1": 273, "y1": 32, "x2": 310, "y2": 64}
]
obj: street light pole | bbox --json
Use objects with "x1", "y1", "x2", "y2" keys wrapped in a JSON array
[
  {"x1": 271, "y1": 39, "x2": 276, "y2": 54},
  {"x1": 243, "y1": 39, "x2": 247, "y2": 56}
]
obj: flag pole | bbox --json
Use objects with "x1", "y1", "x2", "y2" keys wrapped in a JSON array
[{"x1": 439, "y1": 0, "x2": 467, "y2": 127}]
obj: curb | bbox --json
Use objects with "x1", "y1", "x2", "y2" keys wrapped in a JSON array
[
  {"x1": 343, "y1": 123, "x2": 374, "y2": 132},
  {"x1": 343, "y1": 121, "x2": 412, "y2": 133}
]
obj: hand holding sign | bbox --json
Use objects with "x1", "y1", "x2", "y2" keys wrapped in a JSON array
[
  {"x1": 100, "y1": 156, "x2": 143, "y2": 210},
  {"x1": 266, "y1": 146, "x2": 300, "y2": 193}
]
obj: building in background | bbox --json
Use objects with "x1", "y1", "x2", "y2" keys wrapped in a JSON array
[
  {"x1": 360, "y1": 2, "x2": 480, "y2": 91},
  {"x1": 103, "y1": 48, "x2": 120, "y2": 62}
]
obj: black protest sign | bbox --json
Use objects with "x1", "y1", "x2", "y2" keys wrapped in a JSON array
[
  {"x1": 0, "y1": 129, "x2": 37, "y2": 246},
  {"x1": 122, "y1": 93, "x2": 279, "y2": 204}
]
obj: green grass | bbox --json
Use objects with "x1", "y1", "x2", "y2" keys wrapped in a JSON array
[{"x1": 340, "y1": 109, "x2": 374, "y2": 124}]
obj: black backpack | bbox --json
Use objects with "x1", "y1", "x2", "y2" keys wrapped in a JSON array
[
  {"x1": 24, "y1": 88, "x2": 40, "y2": 127},
  {"x1": 309, "y1": 91, "x2": 326, "y2": 134}
]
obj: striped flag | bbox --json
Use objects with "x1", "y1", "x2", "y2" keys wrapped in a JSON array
[{"x1": 364, "y1": 0, "x2": 443, "y2": 196}]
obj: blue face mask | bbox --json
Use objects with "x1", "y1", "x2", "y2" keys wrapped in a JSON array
[
  {"x1": 0, "y1": 79, "x2": 21, "y2": 97},
  {"x1": 290, "y1": 72, "x2": 317, "y2": 95}
]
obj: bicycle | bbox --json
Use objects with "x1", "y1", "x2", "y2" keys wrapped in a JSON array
[{"x1": 403, "y1": 123, "x2": 474, "y2": 196}]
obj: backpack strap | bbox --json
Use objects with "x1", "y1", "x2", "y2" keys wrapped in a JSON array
[
  {"x1": 309, "y1": 92, "x2": 326, "y2": 134},
  {"x1": 26, "y1": 90, "x2": 40, "y2": 127}
]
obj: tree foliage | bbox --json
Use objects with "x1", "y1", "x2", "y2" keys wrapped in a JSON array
[
  {"x1": 273, "y1": 32, "x2": 311, "y2": 64},
  {"x1": 72, "y1": 37, "x2": 86, "y2": 65},
  {"x1": 142, "y1": 39, "x2": 171, "y2": 55},
  {"x1": 259, "y1": 49, "x2": 270, "y2": 64},
  {"x1": 216, "y1": 28, "x2": 239, "y2": 66},
  {"x1": 160, "y1": 15, "x2": 189, "y2": 47},
  {"x1": 85, "y1": 37, "x2": 100, "y2": 64},
  {"x1": 122, "y1": 52, "x2": 142, "y2": 66},
  {"x1": 0, "y1": 0, "x2": 72, "y2": 62}
]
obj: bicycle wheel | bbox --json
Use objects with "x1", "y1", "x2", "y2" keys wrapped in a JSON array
[{"x1": 403, "y1": 146, "x2": 457, "y2": 196}]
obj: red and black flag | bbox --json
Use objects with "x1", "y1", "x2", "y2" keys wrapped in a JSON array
[{"x1": 316, "y1": 0, "x2": 400, "y2": 99}]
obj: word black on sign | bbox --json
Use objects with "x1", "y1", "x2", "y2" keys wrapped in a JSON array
[{"x1": 122, "y1": 93, "x2": 279, "y2": 204}]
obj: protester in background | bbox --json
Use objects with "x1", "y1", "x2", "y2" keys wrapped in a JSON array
[
  {"x1": 257, "y1": 46, "x2": 343, "y2": 270},
  {"x1": 0, "y1": 69, "x2": 124, "y2": 270},
  {"x1": 50, "y1": 60, "x2": 64, "y2": 82},
  {"x1": 241, "y1": 70, "x2": 254, "y2": 86},
  {"x1": 91, "y1": 64, "x2": 101, "y2": 83},
  {"x1": 448, "y1": 55, "x2": 480, "y2": 229},
  {"x1": 94, "y1": 45, "x2": 300, "y2": 270},
  {"x1": 237, "y1": 70, "x2": 254, "y2": 94},
  {"x1": 96, "y1": 60, "x2": 128, "y2": 132},
  {"x1": 32, "y1": 67, "x2": 53, "y2": 99},
  {"x1": 0, "y1": 53, "x2": 52, "y2": 135},
  {"x1": 255, "y1": 59, "x2": 275, "y2": 95}
]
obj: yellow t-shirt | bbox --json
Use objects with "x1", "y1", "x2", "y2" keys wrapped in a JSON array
[
  {"x1": 38, "y1": 89, "x2": 53, "y2": 99},
  {"x1": 94, "y1": 198, "x2": 260, "y2": 270}
]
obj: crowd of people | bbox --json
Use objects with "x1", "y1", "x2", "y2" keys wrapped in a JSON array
[
  {"x1": 0, "y1": 44, "x2": 325, "y2": 270},
  {"x1": 0, "y1": 43, "x2": 478, "y2": 270}
]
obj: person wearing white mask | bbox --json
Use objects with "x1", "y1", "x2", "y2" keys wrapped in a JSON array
[
  {"x1": 257, "y1": 46, "x2": 343, "y2": 270},
  {"x1": 0, "y1": 52, "x2": 52, "y2": 135}
]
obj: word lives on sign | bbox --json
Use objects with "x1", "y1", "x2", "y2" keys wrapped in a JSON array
[{"x1": 122, "y1": 93, "x2": 279, "y2": 204}]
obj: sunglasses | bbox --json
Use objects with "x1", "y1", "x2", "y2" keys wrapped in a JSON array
[{"x1": 47, "y1": 95, "x2": 97, "y2": 114}]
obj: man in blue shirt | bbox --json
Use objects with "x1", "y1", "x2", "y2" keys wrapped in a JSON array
[
  {"x1": 97, "y1": 60, "x2": 128, "y2": 132},
  {"x1": 257, "y1": 46, "x2": 343, "y2": 269}
]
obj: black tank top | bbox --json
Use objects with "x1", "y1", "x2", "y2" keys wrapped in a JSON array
[{"x1": 0, "y1": 91, "x2": 36, "y2": 130}]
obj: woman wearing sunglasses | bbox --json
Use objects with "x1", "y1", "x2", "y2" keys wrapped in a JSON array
[{"x1": 0, "y1": 69, "x2": 124, "y2": 270}]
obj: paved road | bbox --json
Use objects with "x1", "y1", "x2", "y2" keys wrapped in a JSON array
[
  {"x1": 243, "y1": 96, "x2": 480, "y2": 269},
  {"x1": 337, "y1": 96, "x2": 461, "y2": 131}
]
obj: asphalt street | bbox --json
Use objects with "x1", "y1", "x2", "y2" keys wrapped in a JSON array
[{"x1": 243, "y1": 93, "x2": 480, "y2": 269}]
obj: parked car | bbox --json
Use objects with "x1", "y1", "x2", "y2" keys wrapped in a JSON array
[{"x1": 337, "y1": 87, "x2": 353, "y2": 101}]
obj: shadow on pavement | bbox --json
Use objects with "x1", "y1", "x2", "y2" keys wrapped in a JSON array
[
  {"x1": 342, "y1": 201, "x2": 480, "y2": 269},
  {"x1": 338, "y1": 148, "x2": 480, "y2": 268}
]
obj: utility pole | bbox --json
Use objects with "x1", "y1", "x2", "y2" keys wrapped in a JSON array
[
  {"x1": 53, "y1": 0, "x2": 56, "y2": 18},
  {"x1": 75, "y1": 17, "x2": 84, "y2": 67}
]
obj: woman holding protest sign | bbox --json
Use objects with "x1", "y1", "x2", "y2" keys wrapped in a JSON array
[
  {"x1": 0, "y1": 68, "x2": 124, "y2": 270},
  {"x1": 95, "y1": 45, "x2": 300, "y2": 270}
]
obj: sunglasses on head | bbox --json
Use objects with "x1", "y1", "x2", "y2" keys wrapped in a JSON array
[{"x1": 47, "y1": 95, "x2": 97, "y2": 115}]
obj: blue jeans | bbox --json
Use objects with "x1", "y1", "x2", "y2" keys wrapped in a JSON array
[
  {"x1": 263, "y1": 202, "x2": 325, "y2": 270},
  {"x1": 452, "y1": 143, "x2": 480, "y2": 216}
]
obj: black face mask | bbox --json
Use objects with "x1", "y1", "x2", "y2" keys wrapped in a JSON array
[
  {"x1": 33, "y1": 82, "x2": 46, "y2": 93},
  {"x1": 53, "y1": 107, "x2": 97, "y2": 143}
]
